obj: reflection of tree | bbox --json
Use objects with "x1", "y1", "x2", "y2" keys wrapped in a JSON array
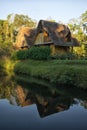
[{"x1": 0, "y1": 76, "x2": 15, "y2": 98}]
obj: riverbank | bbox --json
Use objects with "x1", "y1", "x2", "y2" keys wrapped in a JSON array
[{"x1": 14, "y1": 59, "x2": 87, "y2": 89}]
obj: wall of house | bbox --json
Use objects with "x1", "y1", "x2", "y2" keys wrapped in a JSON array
[
  {"x1": 50, "y1": 44, "x2": 70, "y2": 55},
  {"x1": 35, "y1": 31, "x2": 51, "y2": 45},
  {"x1": 50, "y1": 44, "x2": 56, "y2": 55},
  {"x1": 55, "y1": 46, "x2": 70, "y2": 54},
  {"x1": 35, "y1": 33, "x2": 44, "y2": 44}
]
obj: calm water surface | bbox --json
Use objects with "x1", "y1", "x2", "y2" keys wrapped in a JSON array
[{"x1": 0, "y1": 76, "x2": 87, "y2": 130}]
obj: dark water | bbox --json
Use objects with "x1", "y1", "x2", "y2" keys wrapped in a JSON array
[{"x1": 0, "y1": 76, "x2": 87, "y2": 130}]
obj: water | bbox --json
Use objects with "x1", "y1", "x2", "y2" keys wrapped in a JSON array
[{"x1": 0, "y1": 76, "x2": 87, "y2": 130}]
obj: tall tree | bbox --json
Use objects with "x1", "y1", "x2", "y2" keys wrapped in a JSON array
[
  {"x1": 80, "y1": 10, "x2": 87, "y2": 35},
  {"x1": 68, "y1": 11, "x2": 87, "y2": 57},
  {"x1": 0, "y1": 14, "x2": 37, "y2": 57},
  {"x1": 81, "y1": 10, "x2": 87, "y2": 22}
]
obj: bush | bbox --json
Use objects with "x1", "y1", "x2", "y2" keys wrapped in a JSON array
[
  {"x1": 0, "y1": 60, "x2": 6, "y2": 76},
  {"x1": 12, "y1": 50, "x2": 29, "y2": 60},
  {"x1": 0, "y1": 41, "x2": 14, "y2": 57},
  {"x1": 50, "y1": 53, "x2": 78, "y2": 60},
  {"x1": 28, "y1": 46, "x2": 51, "y2": 60},
  {"x1": 12, "y1": 46, "x2": 51, "y2": 60}
]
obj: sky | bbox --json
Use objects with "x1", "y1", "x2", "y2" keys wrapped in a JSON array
[{"x1": 0, "y1": 0, "x2": 87, "y2": 23}]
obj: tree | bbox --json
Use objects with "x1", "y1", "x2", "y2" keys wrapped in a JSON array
[
  {"x1": 6, "y1": 14, "x2": 37, "y2": 43},
  {"x1": 68, "y1": 11, "x2": 87, "y2": 57},
  {"x1": 0, "y1": 20, "x2": 5, "y2": 43},
  {"x1": 81, "y1": 10, "x2": 87, "y2": 22},
  {"x1": 0, "y1": 14, "x2": 37, "y2": 57}
]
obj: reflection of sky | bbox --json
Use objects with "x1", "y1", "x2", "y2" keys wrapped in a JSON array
[
  {"x1": 0, "y1": 0, "x2": 87, "y2": 23},
  {"x1": 0, "y1": 99, "x2": 87, "y2": 130}
]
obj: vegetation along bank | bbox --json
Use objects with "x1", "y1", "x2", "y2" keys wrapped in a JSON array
[{"x1": 14, "y1": 59, "x2": 87, "y2": 90}]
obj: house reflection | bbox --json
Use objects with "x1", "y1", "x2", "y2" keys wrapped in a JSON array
[{"x1": 15, "y1": 84, "x2": 74, "y2": 117}]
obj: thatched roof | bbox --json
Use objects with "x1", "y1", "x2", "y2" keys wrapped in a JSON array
[
  {"x1": 35, "y1": 20, "x2": 80, "y2": 46},
  {"x1": 15, "y1": 20, "x2": 80, "y2": 48},
  {"x1": 15, "y1": 27, "x2": 36, "y2": 48}
]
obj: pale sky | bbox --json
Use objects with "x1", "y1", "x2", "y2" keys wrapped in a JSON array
[{"x1": 0, "y1": 0, "x2": 87, "y2": 23}]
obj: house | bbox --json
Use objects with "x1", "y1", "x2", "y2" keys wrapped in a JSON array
[
  {"x1": 34, "y1": 20, "x2": 80, "y2": 55},
  {"x1": 15, "y1": 20, "x2": 80, "y2": 55}
]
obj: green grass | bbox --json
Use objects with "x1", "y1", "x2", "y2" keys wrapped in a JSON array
[{"x1": 14, "y1": 59, "x2": 87, "y2": 89}]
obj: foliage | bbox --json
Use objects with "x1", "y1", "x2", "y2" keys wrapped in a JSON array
[
  {"x1": 7, "y1": 14, "x2": 36, "y2": 29},
  {"x1": 0, "y1": 60, "x2": 6, "y2": 76},
  {"x1": 0, "y1": 76, "x2": 16, "y2": 99},
  {"x1": 0, "y1": 41, "x2": 14, "y2": 57},
  {"x1": 81, "y1": 10, "x2": 87, "y2": 22},
  {"x1": 6, "y1": 14, "x2": 36, "y2": 43},
  {"x1": 12, "y1": 46, "x2": 51, "y2": 60},
  {"x1": 27, "y1": 46, "x2": 51, "y2": 60},
  {"x1": 0, "y1": 56, "x2": 17, "y2": 76},
  {"x1": 0, "y1": 14, "x2": 36, "y2": 57},
  {"x1": 0, "y1": 13, "x2": 36, "y2": 58},
  {"x1": 3, "y1": 58, "x2": 16, "y2": 76},
  {"x1": 50, "y1": 52, "x2": 78, "y2": 60},
  {"x1": 68, "y1": 10, "x2": 87, "y2": 57}
]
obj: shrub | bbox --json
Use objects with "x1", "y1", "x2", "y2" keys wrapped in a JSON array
[
  {"x1": 0, "y1": 60, "x2": 6, "y2": 76},
  {"x1": 28, "y1": 46, "x2": 51, "y2": 60},
  {"x1": 50, "y1": 52, "x2": 78, "y2": 60},
  {"x1": 13, "y1": 46, "x2": 51, "y2": 60},
  {"x1": 0, "y1": 41, "x2": 14, "y2": 57},
  {"x1": 12, "y1": 50, "x2": 29, "y2": 60}
]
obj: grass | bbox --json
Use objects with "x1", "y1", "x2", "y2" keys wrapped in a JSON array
[{"x1": 14, "y1": 59, "x2": 87, "y2": 89}]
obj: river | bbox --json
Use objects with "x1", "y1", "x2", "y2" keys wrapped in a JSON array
[{"x1": 0, "y1": 76, "x2": 87, "y2": 130}]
